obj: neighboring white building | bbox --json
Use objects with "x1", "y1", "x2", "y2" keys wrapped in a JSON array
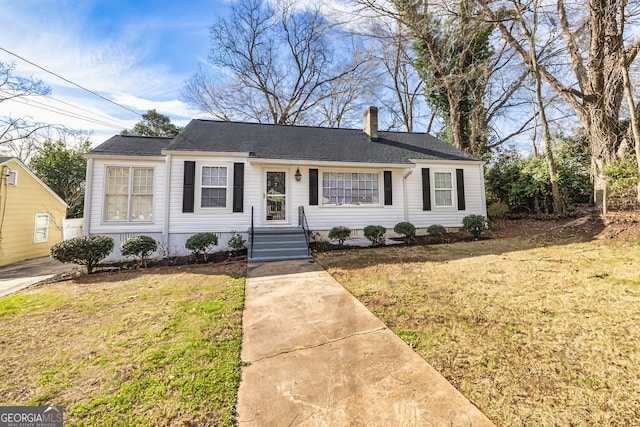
[{"x1": 84, "y1": 107, "x2": 486, "y2": 261}]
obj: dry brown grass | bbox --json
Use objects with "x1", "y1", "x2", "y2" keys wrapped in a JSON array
[{"x1": 316, "y1": 236, "x2": 640, "y2": 426}]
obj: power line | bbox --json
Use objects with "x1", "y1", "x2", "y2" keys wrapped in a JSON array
[
  {"x1": 41, "y1": 93, "x2": 131, "y2": 128},
  {"x1": 8, "y1": 97, "x2": 127, "y2": 130},
  {"x1": 1, "y1": 89, "x2": 131, "y2": 129},
  {"x1": 0, "y1": 46, "x2": 142, "y2": 116}
]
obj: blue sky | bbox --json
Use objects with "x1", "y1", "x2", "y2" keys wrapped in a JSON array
[{"x1": 0, "y1": 0, "x2": 234, "y2": 143}]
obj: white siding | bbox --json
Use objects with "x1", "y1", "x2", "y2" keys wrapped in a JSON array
[
  {"x1": 88, "y1": 154, "x2": 486, "y2": 260},
  {"x1": 405, "y1": 162, "x2": 486, "y2": 229},
  {"x1": 169, "y1": 156, "x2": 255, "y2": 233}
]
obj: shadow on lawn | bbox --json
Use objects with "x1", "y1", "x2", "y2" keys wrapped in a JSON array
[
  {"x1": 314, "y1": 214, "x2": 607, "y2": 270},
  {"x1": 52, "y1": 255, "x2": 248, "y2": 286}
]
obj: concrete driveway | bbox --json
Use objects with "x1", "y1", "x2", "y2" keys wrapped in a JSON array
[{"x1": 0, "y1": 257, "x2": 75, "y2": 298}]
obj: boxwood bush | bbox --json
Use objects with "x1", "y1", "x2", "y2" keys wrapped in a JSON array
[
  {"x1": 185, "y1": 232, "x2": 219, "y2": 262},
  {"x1": 120, "y1": 235, "x2": 157, "y2": 268},
  {"x1": 462, "y1": 214, "x2": 488, "y2": 239},
  {"x1": 328, "y1": 226, "x2": 351, "y2": 247},
  {"x1": 227, "y1": 231, "x2": 246, "y2": 254},
  {"x1": 50, "y1": 235, "x2": 114, "y2": 274},
  {"x1": 393, "y1": 221, "x2": 416, "y2": 245},
  {"x1": 363, "y1": 225, "x2": 386, "y2": 247},
  {"x1": 427, "y1": 224, "x2": 447, "y2": 237}
]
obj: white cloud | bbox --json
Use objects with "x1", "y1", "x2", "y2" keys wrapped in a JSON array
[{"x1": 0, "y1": 0, "x2": 205, "y2": 144}]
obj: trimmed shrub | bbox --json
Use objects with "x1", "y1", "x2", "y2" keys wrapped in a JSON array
[
  {"x1": 328, "y1": 226, "x2": 351, "y2": 247},
  {"x1": 50, "y1": 235, "x2": 114, "y2": 274},
  {"x1": 185, "y1": 232, "x2": 219, "y2": 262},
  {"x1": 120, "y1": 235, "x2": 157, "y2": 268},
  {"x1": 394, "y1": 222, "x2": 416, "y2": 245},
  {"x1": 426, "y1": 224, "x2": 446, "y2": 237},
  {"x1": 462, "y1": 214, "x2": 488, "y2": 239},
  {"x1": 227, "y1": 231, "x2": 246, "y2": 253},
  {"x1": 363, "y1": 225, "x2": 387, "y2": 247}
]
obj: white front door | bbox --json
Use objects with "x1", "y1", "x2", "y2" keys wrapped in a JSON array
[{"x1": 264, "y1": 170, "x2": 287, "y2": 223}]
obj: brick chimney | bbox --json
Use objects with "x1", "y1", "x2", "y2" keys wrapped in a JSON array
[{"x1": 363, "y1": 106, "x2": 378, "y2": 140}]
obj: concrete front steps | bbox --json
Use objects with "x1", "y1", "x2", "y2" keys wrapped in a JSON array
[{"x1": 249, "y1": 227, "x2": 312, "y2": 263}]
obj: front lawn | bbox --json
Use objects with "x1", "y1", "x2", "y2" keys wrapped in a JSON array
[
  {"x1": 0, "y1": 262, "x2": 245, "y2": 427},
  {"x1": 316, "y1": 237, "x2": 640, "y2": 426}
]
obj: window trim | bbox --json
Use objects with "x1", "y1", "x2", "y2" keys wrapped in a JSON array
[
  {"x1": 194, "y1": 162, "x2": 232, "y2": 213},
  {"x1": 34, "y1": 213, "x2": 49, "y2": 243},
  {"x1": 5, "y1": 169, "x2": 17, "y2": 186},
  {"x1": 320, "y1": 170, "x2": 382, "y2": 207},
  {"x1": 432, "y1": 170, "x2": 454, "y2": 208},
  {"x1": 103, "y1": 166, "x2": 155, "y2": 223}
]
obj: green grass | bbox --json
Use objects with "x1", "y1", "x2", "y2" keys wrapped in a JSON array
[{"x1": 0, "y1": 262, "x2": 245, "y2": 426}]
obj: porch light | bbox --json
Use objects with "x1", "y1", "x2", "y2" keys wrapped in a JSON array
[{"x1": 295, "y1": 167, "x2": 302, "y2": 181}]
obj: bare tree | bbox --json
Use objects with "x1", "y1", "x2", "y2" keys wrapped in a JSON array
[
  {"x1": 0, "y1": 62, "x2": 51, "y2": 160},
  {"x1": 183, "y1": 0, "x2": 368, "y2": 126},
  {"x1": 368, "y1": 19, "x2": 426, "y2": 132},
  {"x1": 478, "y1": 0, "x2": 640, "y2": 208},
  {"x1": 358, "y1": 0, "x2": 529, "y2": 155}
]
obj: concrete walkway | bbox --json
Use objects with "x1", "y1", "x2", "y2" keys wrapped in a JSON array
[
  {"x1": 0, "y1": 257, "x2": 74, "y2": 298},
  {"x1": 237, "y1": 260, "x2": 495, "y2": 426}
]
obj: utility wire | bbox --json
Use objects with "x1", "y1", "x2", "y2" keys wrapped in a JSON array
[
  {"x1": 41, "y1": 93, "x2": 131, "y2": 128},
  {"x1": 0, "y1": 46, "x2": 141, "y2": 116},
  {"x1": 0, "y1": 89, "x2": 130, "y2": 129},
  {"x1": 9, "y1": 97, "x2": 127, "y2": 130}
]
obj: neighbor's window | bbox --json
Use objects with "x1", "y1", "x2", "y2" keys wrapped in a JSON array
[
  {"x1": 434, "y1": 172, "x2": 453, "y2": 207},
  {"x1": 322, "y1": 172, "x2": 379, "y2": 205},
  {"x1": 201, "y1": 166, "x2": 228, "y2": 208},
  {"x1": 34, "y1": 213, "x2": 49, "y2": 243},
  {"x1": 105, "y1": 166, "x2": 153, "y2": 222}
]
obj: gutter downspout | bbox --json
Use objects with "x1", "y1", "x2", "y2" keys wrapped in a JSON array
[
  {"x1": 163, "y1": 154, "x2": 172, "y2": 257},
  {"x1": 402, "y1": 167, "x2": 414, "y2": 221},
  {"x1": 478, "y1": 162, "x2": 488, "y2": 217},
  {"x1": 83, "y1": 158, "x2": 93, "y2": 236}
]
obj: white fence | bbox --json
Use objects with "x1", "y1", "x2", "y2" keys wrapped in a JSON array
[{"x1": 62, "y1": 218, "x2": 83, "y2": 240}]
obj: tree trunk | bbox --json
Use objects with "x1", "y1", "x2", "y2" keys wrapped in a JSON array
[
  {"x1": 447, "y1": 92, "x2": 465, "y2": 150},
  {"x1": 620, "y1": 52, "x2": 640, "y2": 203}
]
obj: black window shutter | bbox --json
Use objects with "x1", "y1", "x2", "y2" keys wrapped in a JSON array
[
  {"x1": 232, "y1": 163, "x2": 244, "y2": 213},
  {"x1": 422, "y1": 168, "x2": 431, "y2": 211},
  {"x1": 383, "y1": 171, "x2": 392, "y2": 205},
  {"x1": 182, "y1": 161, "x2": 196, "y2": 213},
  {"x1": 456, "y1": 168, "x2": 466, "y2": 210},
  {"x1": 309, "y1": 168, "x2": 319, "y2": 205}
]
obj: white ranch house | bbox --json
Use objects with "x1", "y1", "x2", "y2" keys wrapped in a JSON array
[{"x1": 84, "y1": 107, "x2": 487, "y2": 261}]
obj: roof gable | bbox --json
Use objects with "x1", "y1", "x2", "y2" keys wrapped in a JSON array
[{"x1": 0, "y1": 157, "x2": 68, "y2": 207}]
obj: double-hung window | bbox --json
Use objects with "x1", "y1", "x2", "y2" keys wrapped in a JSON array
[
  {"x1": 322, "y1": 172, "x2": 379, "y2": 205},
  {"x1": 201, "y1": 166, "x2": 228, "y2": 208},
  {"x1": 105, "y1": 166, "x2": 153, "y2": 222},
  {"x1": 34, "y1": 213, "x2": 49, "y2": 243},
  {"x1": 433, "y1": 172, "x2": 453, "y2": 207}
]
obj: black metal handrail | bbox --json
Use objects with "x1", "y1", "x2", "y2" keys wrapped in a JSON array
[
  {"x1": 250, "y1": 206, "x2": 254, "y2": 258},
  {"x1": 298, "y1": 206, "x2": 311, "y2": 256}
]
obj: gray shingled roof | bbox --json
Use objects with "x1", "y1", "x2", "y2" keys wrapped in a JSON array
[
  {"x1": 91, "y1": 120, "x2": 479, "y2": 163},
  {"x1": 0, "y1": 157, "x2": 13, "y2": 164},
  {"x1": 89, "y1": 135, "x2": 172, "y2": 157}
]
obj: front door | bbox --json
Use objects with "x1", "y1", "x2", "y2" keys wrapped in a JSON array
[{"x1": 265, "y1": 170, "x2": 287, "y2": 223}]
